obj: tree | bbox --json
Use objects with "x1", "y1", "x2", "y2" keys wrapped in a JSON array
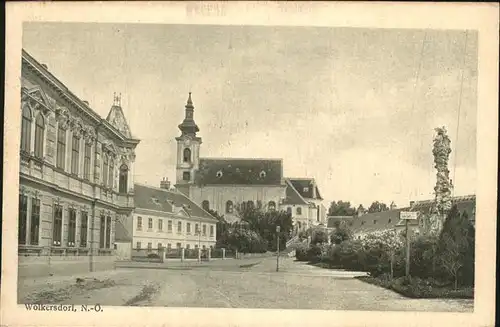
[
  {"x1": 311, "y1": 230, "x2": 329, "y2": 245},
  {"x1": 330, "y1": 224, "x2": 352, "y2": 245},
  {"x1": 328, "y1": 201, "x2": 356, "y2": 216},
  {"x1": 437, "y1": 205, "x2": 475, "y2": 288},
  {"x1": 367, "y1": 201, "x2": 389, "y2": 213}
]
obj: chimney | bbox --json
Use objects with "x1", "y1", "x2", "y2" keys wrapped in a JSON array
[{"x1": 160, "y1": 177, "x2": 171, "y2": 190}]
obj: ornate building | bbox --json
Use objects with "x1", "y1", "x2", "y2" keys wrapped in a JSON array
[
  {"x1": 172, "y1": 93, "x2": 327, "y2": 229},
  {"x1": 18, "y1": 50, "x2": 139, "y2": 277}
]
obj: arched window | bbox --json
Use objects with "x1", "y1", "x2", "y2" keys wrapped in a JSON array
[
  {"x1": 296, "y1": 207, "x2": 302, "y2": 215},
  {"x1": 34, "y1": 113, "x2": 45, "y2": 158},
  {"x1": 183, "y1": 148, "x2": 191, "y2": 163},
  {"x1": 21, "y1": 106, "x2": 32, "y2": 153},
  {"x1": 202, "y1": 200, "x2": 209, "y2": 211},
  {"x1": 102, "y1": 154, "x2": 109, "y2": 187},
  {"x1": 268, "y1": 201, "x2": 276, "y2": 211},
  {"x1": 119, "y1": 164, "x2": 129, "y2": 193},
  {"x1": 56, "y1": 126, "x2": 66, "y2": 169},
  {"x1": 286, "y1": 207, "x2": 292, "y2": 215},
  {"x1": 226, "y1": 200, "x2": 234, "y2": 214},
  {"x1": 108, "y1": 156, "x2": 114, "y2": 188}
]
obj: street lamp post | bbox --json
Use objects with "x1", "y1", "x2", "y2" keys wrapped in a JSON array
[{"x1": 276, "y1": 225, "x2": 281, "y2": 272}]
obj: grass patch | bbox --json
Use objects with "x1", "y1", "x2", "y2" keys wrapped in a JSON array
[
  {"x1": 239, "y1": 261, "x2": 261, "y2": 268},
  {"x1": 125, "y1": 283, "x2": 160, "y2": 306},
  {"x1": 356, "y1": 276, "x2": 474, "y2": 299},
  {"x1": 23, "y1": 278, "x2": 116, "y2": 304}
]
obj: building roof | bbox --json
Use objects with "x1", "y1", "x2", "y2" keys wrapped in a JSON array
[
  {"x1": 196, "y1": 158, "x2": 283, "y2": 186},
  {"x1": 327, "y1": 216, "x2": 355, "y2": 228},
  {"x1": 282, "y1": 179, "x2": 309, "y2": 205},
  {"x1": 288, "y1": 178, "x2": 323, "y2": 200},
  {"x1": 134, "y1": 183, "x2": 216, "y2": 221},
  {"x1": 351, "y1": 195, "x2": 477, "y2": 234}
]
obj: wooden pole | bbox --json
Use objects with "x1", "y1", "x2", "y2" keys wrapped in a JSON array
[{"x1": 405, "y1": 219, "x2": 411, "y2": 277}]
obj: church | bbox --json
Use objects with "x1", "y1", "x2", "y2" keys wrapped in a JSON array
[{"x1": 172, "y1": 93, "x2": 327, "y2": 231}]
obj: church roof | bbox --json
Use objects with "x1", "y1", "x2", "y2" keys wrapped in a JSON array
[
  {"x1": 134, "y1": 183, "x2": 216, "y2": 221},
  {"x1": 197, "y1": 158, "x2": 283, "y2": 186},
  {"x1": 287, "y1": 178, "x2": 323, "y2": 200},
  {"x1": 282, "y1": 179, "x2": 309, "y2": 205}
]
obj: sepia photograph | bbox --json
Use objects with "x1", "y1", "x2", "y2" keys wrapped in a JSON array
[{"x1": 3, "y1": 2, "x2": 498, "y2": 327}]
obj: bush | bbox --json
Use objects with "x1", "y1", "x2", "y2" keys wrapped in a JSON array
[
  {"x1": 295, "y1": 244, "x2": 309, "y2": 261},
  {"x1": 147, "y1": 253, "x2": 160, "y2": 259},
  {"x1": 307, "y1": 244, "x2": 323, "y2": 263},
  {"x1": 311, "y1": 230, "x2": 329, "y2": 245}
]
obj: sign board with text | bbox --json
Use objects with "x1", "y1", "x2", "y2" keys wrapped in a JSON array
[{"x1": 400, "y1": 211, "x2": 418, "y2": 220}]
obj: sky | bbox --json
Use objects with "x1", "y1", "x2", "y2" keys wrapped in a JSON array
[{"x1": 22, "y1": 23, "x2": 478, "y2": 208}]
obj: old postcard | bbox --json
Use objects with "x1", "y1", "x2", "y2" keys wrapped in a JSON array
[{"x1": 2, "y1": 2, "x2": 499, "y2": 327}]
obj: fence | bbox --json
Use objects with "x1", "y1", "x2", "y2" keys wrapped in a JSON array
[{"x1": 131, "y1": 248, "x2": 164, "y2": 263}]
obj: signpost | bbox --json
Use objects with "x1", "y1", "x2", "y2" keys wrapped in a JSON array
[
  {"x1": 400, "y1": 211, "x2": 418, "y2": 277},
  {"x1": 276, "y1": 226, "x2": 281, "y2": 272}
]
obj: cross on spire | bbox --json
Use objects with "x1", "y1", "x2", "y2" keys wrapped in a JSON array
[{"x1": 113, "y1": 92, "x2": 122, "y2": 106}]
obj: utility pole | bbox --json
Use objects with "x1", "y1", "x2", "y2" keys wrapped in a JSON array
[
  {"x1": 276, "y1": 225, "x2": 280, "y2": 272},
  {"x1": 405, "y1": 219, "x2": 410, "y2": 277}
]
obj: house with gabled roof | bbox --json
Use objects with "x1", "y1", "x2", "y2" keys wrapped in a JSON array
[
  {"x1": 114, "y1": 183, "x2": 217, "y2": 260},
  {"x1": 170, "y1": 94, "x2": 327, "y2": 227}
]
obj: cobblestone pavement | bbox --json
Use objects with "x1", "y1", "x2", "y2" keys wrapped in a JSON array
[{"x1": 18, "y1": 257, "x2": 474, "y2": 312}]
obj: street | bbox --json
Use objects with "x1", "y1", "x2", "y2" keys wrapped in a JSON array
[{"x1": 19, "y1": 257, "x2": 473, "y2": 312}]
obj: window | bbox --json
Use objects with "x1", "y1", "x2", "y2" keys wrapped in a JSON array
[
  {"x1": 102, "y1": 154, "x2": 108, "y2": 187},
  {"x1": 168, "y1": 220, "x2": 172, "y2": 232},
  {"x1": 187, "y1": 223, "x2": 191, "y2": 234},
  {"x1": 186, "y1": 244, "x2": 191, "y2": 250},
  {"x1": 137, "y1": 216, "x2": 142, "y2": 230},
  {"x1": 80, "y1": 212, "x2": 88, "y2": 248},
  {"x1": 71, "y1": 134, "x2": 80, "y2": 175},
  {"x1": 68, "y1": 208, "x2": 76, "y2": 247},
  {"x1": 216, "y1": 170, "x2": 223, "y2": 178},
  {"x1": 226, "y1": 201, "x2": 233, "y2": 213},
  {"x1": 99, "y1": 215, "x2": 106, "y2": 248},
  {"x1": 195, "y1": 244, "x2": 199, "y2": 249},
  {"x1": 287, "y1": 207, "x2": 292, "y2": 215},
  {"x1": 34, "y1": 114, "x2": 45, "y2": 158},
  {"x1": 148, "y1": 218, "x2": 153, "y2": 230},
  {"x1": 195, "y1": 223, "x2": 199, "y2": 235},
  {"x1": 183, "y1": 171, "x2": 190, "y2": 181},
  {"x1": 202, "y1": 200, "x2": 209, "y2": 211},
  {"x1": 84, "y1": 143, "x2": 91, "y2": 180},
  {"x1": 21, "y1": 106, "x2": 32, "y2": 153},
  {"x1": 136, "y1": 242, "x2": 141, "y2": 249},
  {"x1": 259, "y1": 170, "x2": 266, "y2": 178},
  {"x1": 176, "y1": 243, "x2": 182, "y2": 249},
  {"x1": 119, "y1": 164, "x2": 128, "y2": 193},
  {"x1": 202, "y1": 224, "x2": 206, "y2": 236},
  {"x1": 56, "y1": 126, "x2": 66, "y2": 169},
  {"x1": 158, "y1": 219, "x2": 163, "y2": 231},
  {"x1": 30, "y1": 198, "x2": 40, "y2": 245},
  {"x1": 296, "y1": 207, "x2": 302, "y2": 215},
  {"x1": 202, "y1": 245, "x2": 206, "y2": 250},
  {"x1": 158, "y1": 243, "x2": 163, "y2": 250},
  {"x1": 177, "y1": 221, "x2": 182, "y2": 233},
  {"x1": 105, "y1": 216, "x2": 111, "y2": 248},
  {"x1": 53, "y1": 205, "x2": 63, "y2": 246},
  {"x1": 147, "y1": 242, "x2": 152, "y2": 251},
  {"x1": 210, "y1": 225, "x2": 214, "y2": 237},
  {"x1": 18, "y1": 194, "x2": 28, "y2": 245},
  {"x1": 167, "y1": 243, "x2": 171, "y2": 249},
  {"x1": 268, "y1": 201, "x2": 276, "y2": 211},
  {"x1": 183, "y1": 148, "x2": 191, "y2": 163},
  {"x1": 108, "y1": 157, "x2": 114, "y2": 189}
]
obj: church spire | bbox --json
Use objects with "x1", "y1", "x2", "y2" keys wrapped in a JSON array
[{"x1": 178, "y1": 92, "x2": 200, "y2": 136}]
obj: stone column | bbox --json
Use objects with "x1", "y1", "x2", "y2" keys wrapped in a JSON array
[
  {"x1": 181, "y1": 247, "x2": 185, "y2": 262},
  {"x1": 197, "y1": 247, "x2": 201, "y2": 262},
  {"x1": 222, "y1": 248, "x2": 226, "y2": 260},
  {"x1": 208, "y1": 248, "x2": 211, "y2": 261}
]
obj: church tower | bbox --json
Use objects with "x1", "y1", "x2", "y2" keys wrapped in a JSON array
[{"x1": 175, "y1": 93, "x2": 202, "y2": 187}]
